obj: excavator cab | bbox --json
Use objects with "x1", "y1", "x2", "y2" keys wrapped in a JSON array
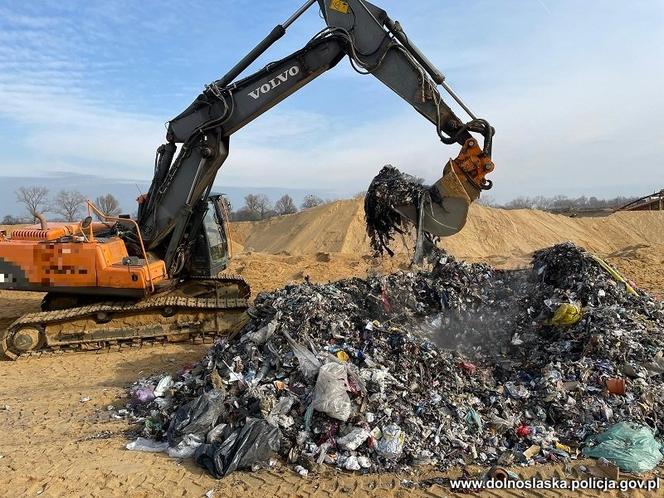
[{"x1": 188, "y1": 195, "x2": 231, "y2": 278}]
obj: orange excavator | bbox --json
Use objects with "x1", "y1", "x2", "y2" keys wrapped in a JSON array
[{"x1": 0, "y1": 0, "x2": 494, "y2": 359}]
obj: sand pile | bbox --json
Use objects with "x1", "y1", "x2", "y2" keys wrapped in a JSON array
[
  {"x1": 226, "y1": 199, "x2": 664, "y2": 298},
  {"x1": 231, "y1": 199, "x2": 664, "y2": 262},
  {"x1": 231, "y1": 200, "x2": 370, "y2": 255}
]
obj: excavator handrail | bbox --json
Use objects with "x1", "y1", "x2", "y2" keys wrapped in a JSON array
[{"x1": 86, "y1": 200, "x2": 155, "y2": 294}]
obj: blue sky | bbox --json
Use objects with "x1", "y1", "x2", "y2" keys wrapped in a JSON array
[{"x1": 0, "y1": 0, "x2": 662, "y2": 211}]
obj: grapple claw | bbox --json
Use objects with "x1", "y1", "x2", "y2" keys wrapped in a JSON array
[{"x1": 395, "y1": 138, "x2": 494, "y2": 237}]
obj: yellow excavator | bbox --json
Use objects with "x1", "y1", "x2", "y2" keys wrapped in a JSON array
[{"x1": 0, "y1": 0, "x2": 494, "y2": 359}]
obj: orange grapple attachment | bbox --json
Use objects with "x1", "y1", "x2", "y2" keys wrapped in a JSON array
[{"x1": 395, "y1": 138, "x2": 495, "y2": 237}]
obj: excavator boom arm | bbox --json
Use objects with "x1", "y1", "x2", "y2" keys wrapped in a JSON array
[{"x1": 137, "y1": 0, "x2": 494, "y2": 275}]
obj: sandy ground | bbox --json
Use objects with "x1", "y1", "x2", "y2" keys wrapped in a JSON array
[
  {"x1": 1, "y1": 205, "x2": 664, "y2": 496},
  {"x1": 1, "y1": 344, "x2": 660, "y2": 498},
  {"x1": 224, "y1": 246, "x2": 664, "y2": 300}
]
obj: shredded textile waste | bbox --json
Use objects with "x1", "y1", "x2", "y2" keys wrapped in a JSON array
[
  {"x1": 364, "y1": 165, "x2": 428, "y2": 256},
  {"x1": 126, "y1": 243, "x2": 664, "y2": 476}
]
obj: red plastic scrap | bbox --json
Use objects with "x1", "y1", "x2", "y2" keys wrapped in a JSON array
[
  {"x1": 381, "y1": 288, "x2": 391, "y2": 313},
  {"x1": 516, "y1": 425, "x2": 532, "y2": 437},
  {"x1": 346, "y1": 375, "x2": 363, "y2": 396},
  {"x1": 457, "y1": 361, "x2": 477, "y2": 375},
  {"x1": 317, "y1": 422, "x2": 339, "y2": 447}
]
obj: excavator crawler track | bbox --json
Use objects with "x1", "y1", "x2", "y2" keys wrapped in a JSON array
[{"x1": 0, "y1": 276, "x2": 250, "y2": 360}]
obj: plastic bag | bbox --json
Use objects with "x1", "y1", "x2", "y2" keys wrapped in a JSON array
[
  {"x1": 167, "y1": 389, "x2": 225, "y2": 445},
  {"x1": 207, "y1": 423, "x2": 231, "y2": 444},
  {"x1": 337, "y1": 427, "x2": 370, "y2": 451},
  {"x1": 194, "y1": 418, "x2": 280, "y2": 477},
  {"x1": 130, "y1": 386, "x2": 155, "y2": 405},
  {"x1": 547, "y1": 302, "x2": 582, "y2": 326},
  {"x1": 167, "y1": 434, "x2": 204, "y2": 459},
  {"x1": 465, "y1": 408, "x2": 483, "y2": 433},
  {"x1": 312, "y1": 362, "x2": 351, "y2": 421},
  {"x1": 376, "y1": 424, "x2": 405, "y2": 460},
  {"x1": 343, "y1": 455, "x2": 360, "y2": 470},
  {"x1": 267, "y1": 395, "x2": 295, "y2": 428},
  {"x1": 283, "y1": 331, "x2": 321, "y2": 379},
  {"x1": 126, "y1": 437, "x2": 168, "y2": 452},
  {"x1": 582, "y1": 422, "x2": 663, "y2": 473},
  {"x1": 244, "y1": 322, "x2": 277, "y2": 345},
  {"x1": 154, "y1": 375, "x2": 173, "y2": 397}
]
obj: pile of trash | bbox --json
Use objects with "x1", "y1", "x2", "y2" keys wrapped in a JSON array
[{"x1": 126, "y1": 243, "x2": 664, "y2": 477}]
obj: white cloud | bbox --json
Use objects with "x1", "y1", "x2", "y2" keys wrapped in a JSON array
[{"x1": 0, "y1": 0, "x2": 662, "y2": 204}]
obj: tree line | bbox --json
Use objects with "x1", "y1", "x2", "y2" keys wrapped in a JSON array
[
  {"x1": 5, "y1": 187, "x2": 639, "y2": 226},
  {"x1": 3, "y1": 187, "x2": 121, "y2": 224},
  {"x1": 3, "y1": 187, "x2": 331, "y2": 225},
  {"x1": 229, "y1": 193, "x2": 329, "y2": 221},
  {"x1": 479, "y1": 194, "x2": 640, "y2": 212}
]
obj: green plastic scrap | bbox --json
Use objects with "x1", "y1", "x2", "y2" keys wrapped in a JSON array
[
  {"x1": 465, "y1": 408, "x2": 483, "y2": 434},
  {"x1": 582, "y1": 422, "x2": 663, "y2": 473},
  {"x1": 144, "y1": 417, "x2": 163, "y2": 433}
]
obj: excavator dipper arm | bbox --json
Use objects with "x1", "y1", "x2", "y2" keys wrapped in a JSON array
[{"x1": 137, "y1": 0, "x2": 495, "y2": 276}]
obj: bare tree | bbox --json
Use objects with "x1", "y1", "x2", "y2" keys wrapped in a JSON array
[
  {"x1": 15, "y1": 186, "x2": 49, "y2": 222},
  {"x1": 549, "y1": 195, "x2": 571, "y2": 211},
  {"x1": 531, "y1": 195, "x2": 553, "y2": 210},
  {"x1": 274, "y1": 194, "x2": 298, "y2": 215},
  {"x1": 476, "y1": 195, "x2": 497, "y2": 207},
  {"x1": 503, "y1": 197, "x2": 534, "y2": 210},
  {"x1": 301, "y1": 194, "x2": 324, "y2": 209},
  {"x1": 243, "y1": 194, "x2": 272, "y2": 220},
  {"x1": 52, "y1": 190, "x2": 87, "y2": 221},
  {"x1": 95, "y1": 194, "x2": 121, "y2": 219}
]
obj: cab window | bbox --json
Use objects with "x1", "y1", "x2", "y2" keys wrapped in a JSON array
[{"x1": 203, "y1": 208, "x2": 226, "y2": 265}]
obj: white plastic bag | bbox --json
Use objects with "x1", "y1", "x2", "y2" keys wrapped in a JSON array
[
  {"x1": 154, "y1": 375, "x2": 173, "y2": 397},
  {"x1": 168, "y1": 434, "x2": 204, "y2": 459},
  {"x1": 336, "y1": 427, "x2": 369, "y2": 450},
  {"x1": 376, "y1": 424, "x2": 405, "y2": 459},
  {"x1": 126, "y1": 437, "x2": 168, "y2": 452},
  {"x1": 312, "y1": 363, "x2": 351, "y2": 421},
  {"x1": 283, "y1": 331, "x2": 321, "y2": 379}
]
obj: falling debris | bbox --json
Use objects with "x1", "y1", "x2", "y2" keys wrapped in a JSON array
[
  {"x1": 364, "y1": 165, "x2": 428, "y2": 256},
  {"x1": 127, "y1": 243, "x2": 664, "y2": 477}
]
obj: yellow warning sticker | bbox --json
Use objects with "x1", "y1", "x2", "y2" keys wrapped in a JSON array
[{"x1": 330, "y1": 0, "x2": 349, "y2": 14}]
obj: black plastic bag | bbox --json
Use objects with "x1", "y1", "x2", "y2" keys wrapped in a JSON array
[
  {"x1": 194, "y1": 418, "x2": 280, "y2": 477},
  {"x1": 167, "y1": 389, "x2": 225, "y2": 445}
]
